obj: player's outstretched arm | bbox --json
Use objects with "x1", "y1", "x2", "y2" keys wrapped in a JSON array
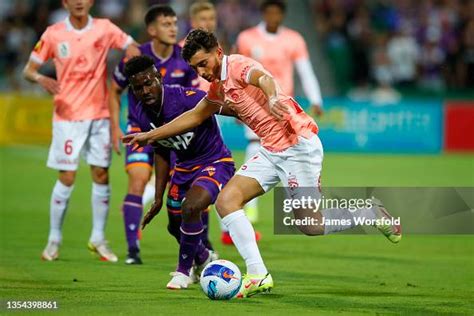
[
  {"x1": 108, "y1": 80, "x2": 124, "y2": 155},
  {"x1": 23, "y1": 60, "x2": 59, "y2": 95},
  {"x1": 142, "y1": 151, "x2": 170, "y2": 230},
  {"x1": 248, "y1": 69, "x2": 290, "y2": 120},
  {"x1": 122, "y1": 98, "x2": 220, "y2": 148}
]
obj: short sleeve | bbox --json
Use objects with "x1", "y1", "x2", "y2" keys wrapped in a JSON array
[
  {"x1": 106, "y1": 20, "x2": 133, "y2": 50},
  {"x1": 30, "y1": 29, "x2": 54, "y2": 65},
  {"x1": 228, "y1": 55, "x2": 266, "y2": 88},
  {"x1": 113, "y1": 56, "x2": 128, "y2": 88},
  {"x1": 291, "y1": 32, "x2": 309, "y2": 62}
]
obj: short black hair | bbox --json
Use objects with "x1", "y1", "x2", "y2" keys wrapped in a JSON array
[
  {"x1": 181, "y1": 29, "x2": 219, "y2": 62},
  {"x1": 124, "y1": 55, "x2": 156, "y2": 79},
  {"x1": 144, "y1": 4, "x2": 176, "y2": 26},
  {"x1": 260, "y1": 0, "x2": 286, "y2": 13}
]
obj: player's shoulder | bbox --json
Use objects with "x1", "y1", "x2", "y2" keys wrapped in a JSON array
[
  {"x1": 42, "y1": 20, "x2": 67, "y2": 36},
  {"x1": 92, "y1": 17, "x2": 114, "y2": 26},
  {"x1": 280, "y1": 26, "x2": 304, "y2": 40}
]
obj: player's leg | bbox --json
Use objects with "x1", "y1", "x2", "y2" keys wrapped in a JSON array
[
  {"x1": 84, "y1": 119, "x2": 117, "y2": 262},
  {"x1": 122, "y1": 165, "x2": 152, "y2": 264},
  {"x1": 167, "y1": 161, "x2": 234, "y2": 289},
  {"x1": 42, "y1": 120, "x2": 88, "y2": 261},
  {"x1": 243, "y1": 127, "x2": 261, "y2": 223},
  {"x1": 142, "y1": 173, "x2": 155, "y2": 206}
]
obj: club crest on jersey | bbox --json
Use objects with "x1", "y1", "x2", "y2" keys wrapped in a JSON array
[
  {"x1": 287, "y1": 174, "x2": 299, "y2": 189},
  {"x1": 203, "y1": 166, "x2": 216, "y2": 177},
  {"x1": 57, "y1": 42, "x2": 70, "y2": 58},
  {"x1": 160, "y1": 67, "x2": 167, "y2": 78},
  {"x1": 251, "y1": 46, "x2": 263, "y2": 60}
]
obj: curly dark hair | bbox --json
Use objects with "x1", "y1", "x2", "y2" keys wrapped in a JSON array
[
  {"x1": 181, "y1": 29, "x2": 219, "y2": 62},
  {"x1": 124, "y1": 55, "x2": 157, "y2": 78}
]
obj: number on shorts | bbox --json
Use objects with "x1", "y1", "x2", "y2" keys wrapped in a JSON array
[{"x1": 64, "y1": 139, "x2": 73, "y2": 155}]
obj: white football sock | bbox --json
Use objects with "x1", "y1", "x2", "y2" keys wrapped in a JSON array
[
  {"x1": 90, "y1": 183, "x2": 110, "y2": 243},
  {"x1": 142, "y1": 182, "x2": 155, "y2": 206},
  {"x1": 245, "y1": 197, "x2": 258, "y2": 210},
  {"x1": 320, "y1": 206, "x2": 376, "y2": 234},
  {"x1": 219, "y1": 209, "x2": 228, "y2": 233},
  {"x1": 48, "y1": 180, "x2": 74, "y2": 243},
  {"x1": 221, "y1": 210, "x2": 267, "y2": 275}
]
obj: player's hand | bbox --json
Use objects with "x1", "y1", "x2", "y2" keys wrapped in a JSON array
[
  {"x1": 37, "y1": 75, "x2": 60, "y2": 95},
  {"x1": 311, "y1": 104, "x2": 324, "y2": 117},
  {"x1": 121, "y1": 132, "x2": 150, "y2": 151},
  {"x1": 141, "y1": 199, "x2": 162, "y2": 230},
  {"x1": 269, "y1": 96, "x2": 290, "y2": 121},
  {"x1": 125, "y1": 43, "x2": 141, "y2": 59},
  {"x1": 111, "y1": 125, "x2": 124, "y2": 155}
]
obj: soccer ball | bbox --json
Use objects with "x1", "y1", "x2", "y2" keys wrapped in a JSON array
[{"x1": 200, "y1": 260, "x2": 242, "y2": 300}]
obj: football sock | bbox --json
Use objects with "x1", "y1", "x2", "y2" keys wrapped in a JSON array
[
  {"x1": 90, "y1": 183, "x2": 110, "y2": 243},
  {"x1": 48, "y1": 180, "x2": 74, "y2": 243},
  {"x1": 320, "y1": 207, "x2": 376, "y2": 234},
  {"x1": 123, "y1": 194, "x2": 142, "y2": 254},
  {"x1": 201, "y1": 210, "x2": 213, "y2": 250},
  {"x1": 142, "y1": 182, "x2": 155, "y2": 206},
  {"x1": 177, "y1": 221, "x2": 204, "y2": 275},
  {"x1": 221, "y1": 209, "x2": 267, "y2": 275}
]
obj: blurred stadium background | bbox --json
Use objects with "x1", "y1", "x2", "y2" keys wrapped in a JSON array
[{"x1": 1, "y1": 0, "x2": 473, "y2": 314}]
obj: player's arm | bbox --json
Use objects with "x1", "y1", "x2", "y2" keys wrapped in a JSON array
[
  {"x1": 248, "y1": 69, "x2": 290, "y2": 120},
  {"x1": 295, "y1": 58, "x2": 323, "y2": 117},
  {"x1": 142, "y1": 149, "x2": 171, "y2": 230},
  {"x1": 23, "y1": 60, "x2": 59, "y2": 95},
  {"x1": 108, "y1": 80, "x2": 124, "y2": 155},
  {"x1": 122, "y1": 98, "x2": 220, "y2": 148}
]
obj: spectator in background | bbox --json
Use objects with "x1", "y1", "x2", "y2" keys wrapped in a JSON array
[{"x1": 387, "y1": 24, "x2": 419, "y2": 88}]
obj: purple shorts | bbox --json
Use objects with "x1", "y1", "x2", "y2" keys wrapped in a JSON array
[{"x1": 166, "y1": 159, "x2": 235, "y2": 212}]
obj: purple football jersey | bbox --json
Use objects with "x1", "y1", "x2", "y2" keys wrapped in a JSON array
[
  {"x1": 113, "y1": 42, "x2": 199, "y2": 123},
  {"x1": 134, "y1": 85, "x2": 232, "y2": 169}
]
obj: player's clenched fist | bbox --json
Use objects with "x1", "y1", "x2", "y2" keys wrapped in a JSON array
[{"x1": 269, "y1": 96, "x2": 290, "y2": 121}]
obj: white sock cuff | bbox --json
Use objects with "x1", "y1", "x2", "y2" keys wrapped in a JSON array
[
  {"x1": 54, "y1": 180, "x2": 74, "y2": 199},
  {"x1": 221, "y1": 209, "x2": 245, "y2": 227},
  {"x1": 92, "y1": 182, "x2": 110, "y2": 197}
]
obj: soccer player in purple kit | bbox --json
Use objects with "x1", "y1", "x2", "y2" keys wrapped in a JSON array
[
  {"x1": 122, "y1": 55, "x2": 235, "y2": 289},
  {"x1": 108, "y1": 5, "x2": 208, "y2": 264}
]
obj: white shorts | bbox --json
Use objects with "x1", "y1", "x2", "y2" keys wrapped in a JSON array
[
  {"x1": 47, "y1": 119, "x2": 111, "y2": 171},
  {"x1": 237, "y1": 134, "x2": 324, "y2": 199}
]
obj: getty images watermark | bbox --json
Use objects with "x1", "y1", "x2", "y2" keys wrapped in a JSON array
[
  {"x1": 274, "y1": 187, "x2": 474, "y2": 235},
  {"x1": 281, "y1": 195, "x2": 401, "y2": 227}
]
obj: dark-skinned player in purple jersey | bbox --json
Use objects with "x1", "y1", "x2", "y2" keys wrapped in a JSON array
[{"x1": 123, "y1": 55, "x2": 235, "y2": 289}]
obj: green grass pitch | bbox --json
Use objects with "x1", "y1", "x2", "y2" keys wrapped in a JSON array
[{"x1": 1, "y1": 145, "x2": 473, "y2": 315}]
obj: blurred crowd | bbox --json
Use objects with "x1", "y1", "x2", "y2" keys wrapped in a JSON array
[
  {"x1": 1, "y1": 0, "x2": 472, "y2": 96},
  {"x1": 314, "y1": 0, "x2": 474, "y2": 97}
]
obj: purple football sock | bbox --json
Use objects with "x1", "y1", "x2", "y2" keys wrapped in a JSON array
[
  {"x1": 177, "y1": 221, "x2": 205, "y2": 275},
  {"x1": 123, "y1": 194, "x2": 142, "y2": 254}
]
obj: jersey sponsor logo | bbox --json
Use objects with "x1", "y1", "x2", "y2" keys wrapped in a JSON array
[
  {"x1": 185, "y1": 90, "x2": 196, "y2": 97},
  {"x1": 57, "y1": 41, "x2": 70, "y2": 58},
  {"x1": 157, "y1": 132, "x2": 194, "y2": 150},
  {"x1": 170, "y1": 69, "x2": 185, "y2": 78},
  {"x1": 33, "y1": 40, "x2": 43, "y2": 53},
  {"x1": 203, "y1": 166, "x2": 216, "y2": 177}
]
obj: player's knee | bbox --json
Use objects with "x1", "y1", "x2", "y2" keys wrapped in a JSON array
[
  {"x1": 128, "y1": 174, "x2": 149, "y2": 196},
  {"x1": 59, "y1": 171, "x2": 76, "y2": 187},
  {"x1": 91, "y1": 167, "x2": 109, "y2": 184},
  {"x1": 215, "y1": 188, "x2": 243, "y2": 217},
  {"x1": 181, "y1": 199, "x2": 203, "y2": 222}
]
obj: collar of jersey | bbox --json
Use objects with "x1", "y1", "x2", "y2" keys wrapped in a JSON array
[
  {"x1": 220, "y1": 55, "x2": 228, "y2": 81},
  {"x1": 65, "y1": 15, "x2": 93, "y2": 33}
]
